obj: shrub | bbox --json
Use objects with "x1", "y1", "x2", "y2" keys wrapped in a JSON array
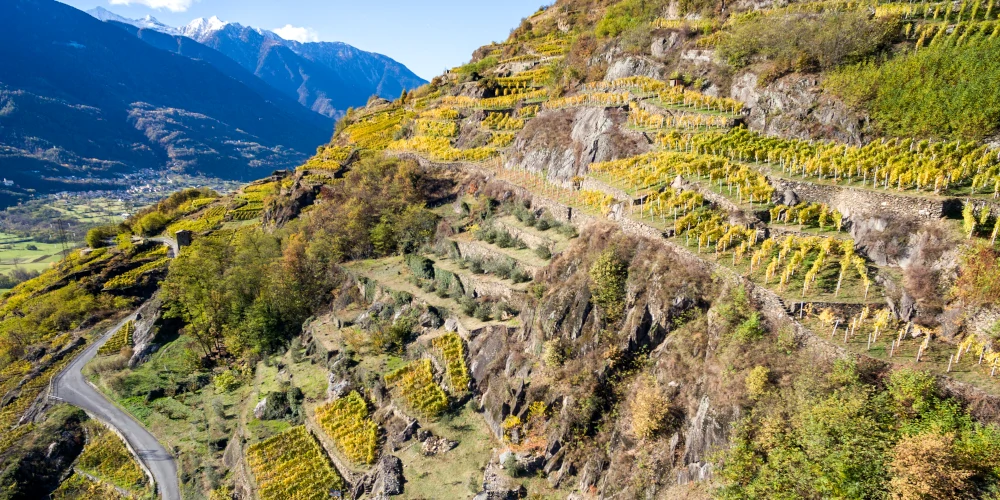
[
  {"x1": 589, "y1": 249, "x2": 628, "y2": 323},
  {"x1": 535, "y1": 218, "x2": 551, "y2": 231},
  {"x1": 954, "y1": 245, "x2": 1000, "y2": 308},
  {"x1": 630, "y1": 376, "x2": 670, "y2": 439},
  {"x1": 405, "y1": 254, "x2": 435, "y2": 280},
  {"x1": 372, "y1": 319, "x2": 412, "y2": 354},
  {"x1": 718, "y1": 11, "x2": 896, "y2": 73},
  {"x1": 543, "y1": 340, "x2": 565, "y2": 367},
  {"x1": 503, "y1": 453, "x2": 522, "y2": 477},
  {"x1": 595, "y1": 0, "x2": 665, "y2": 38},
  {"x1": 534, "y1": 245, "x2": 552, "y2": 260},
  {"x1": 511, "y1": 268, "x2": 531, "y2": 284},
  {"x1": 133, "y1": 211, "x2": 171, "y2": 237},
  {"x1": 889, "y1": 432, "x2": 972, "y2": 500},
  {"x1": 745, "y1": 366, "x2": 770, "y2": 400},
  {"x1": 213, "y1": 369, "x2": 242, "y2": 393},
  {"x1": 733, "y1": 312, "x2": 766, "y2": 343},
  {"x1": 827, "y1": 37, "x2": 1000, "y2": 140},
  {"x1": 474, "y1": 303, "x2": 492, "y2": 321}
]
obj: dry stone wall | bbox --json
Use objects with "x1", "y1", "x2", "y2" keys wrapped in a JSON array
[{"x1": 769, "y1": 176, "x2": 947, "y2": 221}]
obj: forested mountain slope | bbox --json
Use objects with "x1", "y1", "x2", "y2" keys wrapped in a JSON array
[
  {"x1": 0, "y1": 0, "x2": 331, "y2": 207},
  {"x1": 3, "y1": 0, "x2": 1000, "y2": 499}
]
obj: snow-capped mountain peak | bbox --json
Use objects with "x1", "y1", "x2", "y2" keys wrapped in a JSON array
[
  {"x1": 181, "y1": 16, "x2": 230, "y2": 40},
  {"x1": 87, "y1": 7, "x2": 179, "y2": 35}
]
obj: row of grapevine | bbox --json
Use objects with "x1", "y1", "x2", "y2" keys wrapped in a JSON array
[
  {"x1": 769, "y1": 202, "x2": 845, "y2": 231},
  {"x1": 577, "y1": 190, "x2": 617, "y2": 215},
  {"x1": 419, "y1": 106, "x2": 460, "y2": 120},
  {"x1": 103, "y1": 258, "x2": 170, "y2": 291},
  {"x1": 495, "y1": 68, "x2": 550, "y2": 88},
  {"x1": 629, "y1": 188, "x2": 707, "y2": 224},
  {"x1": 653, "y1": 17, "x2": 719, "y2": 32},
  {"x1": 431, "y1": 333, "x2": 471, "y2": 393},
  {"x1": 657, "y1": 86, "x2": 744, "y2": 114},
  {"x1": 518, "y1": 105, "x2": 540, "y2": 118},
  {"x1": 167, "y1": 208, "x2": 226, "y2": 235},
  {"x1": 97, "y1": 320, "x2": 135, "y2": 356},
  {"x1": 911, "y1": 20, "x2": 1000, "y2": 47},
  {"x1": 246, "y1": 426, "x2": 346, "y2": 500},
  {"x1": 962, "y1": 202, "x2": 1000, "y2": 241},
  {"x1": 344, "y1": 108, "x2": 415, "y2": 150},
  {"x1": 76, "y1": 421, "x2": 150, "y2": 494},
  {"x1": 588, "y1": 150, "x2": 775, "y2": 205},
  {"x1": 298, "y1": 146, "x2": 353, "y2": 172},
  {"x1": 483, "y1": 112, "x2": 526, "y2": 130},
  {"x1": 389, "y1": 136, "x2": 499, "y2": 162},
  {"x1": 488, "y1": 132, "x2": 517, "y2": 149},
  {"x1": 629, "y1": 107, "x2": 734, "y2": 130},
  {"x1": 543, "y1": 92, "x2": 632, "y2": 110},
  {"x1": 884, "y1": 0, "x2": 1000, "y2": 22},
  {"x1": 416, "y1": 119, "x2": 459, "y2": 138},
  {"x1": 230, "y1": 205, "x2": 264, "y2": 221},
  {"x1": 0, "y1": 342, "x2": 81, "y2": 453},
  {"x1": 586, "y1": 76, "x2": 668, "y2": 95},
  {"x1": 660, "y1": 128, "x2": 1000, "y2": 195},
  {"x1": 384, "y1": 359, "x2": 448, "y2": 418},
  {"x1": 314, "y1": 391, "x2": 379, "y2": 466},
  {"x1": 441, "y1": 89, "x2": 548, "y2": 110},
  {"x1": 52, "y1": 472, "x2": 126, "y2": 499}
]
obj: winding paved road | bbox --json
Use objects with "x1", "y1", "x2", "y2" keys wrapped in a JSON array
[{"x1": 53, "y1": 236, "x2": 182, "y2": 500}]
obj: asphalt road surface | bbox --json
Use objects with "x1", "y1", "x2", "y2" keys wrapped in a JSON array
[{"x1": 52, "y1": 313, "x2": 180, "y2": 500}]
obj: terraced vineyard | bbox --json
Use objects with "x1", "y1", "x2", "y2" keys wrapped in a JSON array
[
  {"x1": 314, "y1": 391, "x2": 379, "y2": 466},
  {"x1": 97, "y1": 320, "x2": 135, "y2": 356},
  {"x1": 246, "y1": 426, "x2": 346, "y2": 500},
  {"x1": 103, "y1": 258, "x2": 170, "y2": 291},
  {"x1": 432, "y1": 333, "x2": 470, "y2": 394},
  {"x1": 75, "y1": 421, "x2": 151, "y2": 495},
  {"x1": 384, "y1": 359, "x2": 449, "y2": 418}
]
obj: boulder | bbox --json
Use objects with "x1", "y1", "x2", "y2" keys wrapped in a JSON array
[
  {"x1": 651, "y1": 32, "x2": 681, "y2": 58},
  {"x1": 254, "y1": 392, "x2": 290, "y2": 420},
  {"x1": 421, "y1": 435, "x2": 458, "y2": 456}
]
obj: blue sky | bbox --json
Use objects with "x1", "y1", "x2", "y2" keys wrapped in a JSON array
[{"x1": 58, "y1": 0, "x2": 550, "y2": 79}]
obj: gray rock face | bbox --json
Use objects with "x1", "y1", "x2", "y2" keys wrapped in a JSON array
[
  {"x1": 604, "y1": 56, "x2": 667, "y2": 81},
  {"x1": 651, "y1": 33, "x2": 682, "y2": 59},
  {"x1": 507, "y1": 107, "x2": 649, "y2": 184},
  {"x1": 731, "y1": 72, "x2": 867, "y2": 144},
  {"x1": 354, "y1": 454, "x2": 405, "y2": 499},
  {"x1": 327, "y1": 376, "x2": 352, "y2": 400}
]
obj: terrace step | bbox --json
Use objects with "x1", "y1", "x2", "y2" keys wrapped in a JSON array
[
  {"x1": 448, "y1": 234, "x2": 547, "y2": 275},
  {"x1": 343, "y1": 257, "x2": 521, "y2": 339}
]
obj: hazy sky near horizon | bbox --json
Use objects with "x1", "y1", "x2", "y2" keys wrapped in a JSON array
[{"x1": 58, "y1": 0, "x2": 549, "y2": 79}]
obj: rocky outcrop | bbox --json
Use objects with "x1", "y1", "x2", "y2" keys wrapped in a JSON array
[
  {"x1": 507, "y1": 107, "x2": 650, "y2": 184},
  {"x1": 129, "y1": 296, "x2": 165, "y2": 367},
  {"x1": 731, "y1": 71, "x2": 867, "y2": 144},
  {"x1": 353, "y1": 454, "x2": 405, "y2": 499},
  {"x1": 604, "y1": 56, "x2": 668, "y2": 81}
]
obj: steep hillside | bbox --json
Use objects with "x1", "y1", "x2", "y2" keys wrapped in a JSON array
[{"x1": 4, "y1": 1, "x2": 1000, "y2": 499}]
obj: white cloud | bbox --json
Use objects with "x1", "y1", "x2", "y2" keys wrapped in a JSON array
[
  {"x1": 109, "y1": 0, "x2": 194, "y2": 12},
  {"x1": 273, "y1": 24, "x2": 320, "y2": 43}
]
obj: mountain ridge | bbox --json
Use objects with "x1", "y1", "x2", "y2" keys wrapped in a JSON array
[{"x1": 88, "y1": 8, "x2": 428, "y2": 118}]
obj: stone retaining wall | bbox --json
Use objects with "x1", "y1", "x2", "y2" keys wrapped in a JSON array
[
  {"x1": 768, "y1": 176, "x2": 948, "y2": 221},
  {"x1": 493, "y1": 219, "x2": 554, "y2": 250},
  {"x1": 454, "y1": 240, "x2": 543, "y2": 275}
]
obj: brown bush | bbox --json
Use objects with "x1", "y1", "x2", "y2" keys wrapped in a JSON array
[
  {"x1": 629, "y1": 375, "x2": 670, "y2": 439},
  {"x1": 889, "y1": 432, "x2": 972, "y2": 500}
]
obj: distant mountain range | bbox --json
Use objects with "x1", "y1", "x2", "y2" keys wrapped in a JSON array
[
  {"x1": 89, "y1": 8, "x2": 426, "y2": 119},
  {"x1": 0, "y1": 0, "x2": 425, "y2": 208}
]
